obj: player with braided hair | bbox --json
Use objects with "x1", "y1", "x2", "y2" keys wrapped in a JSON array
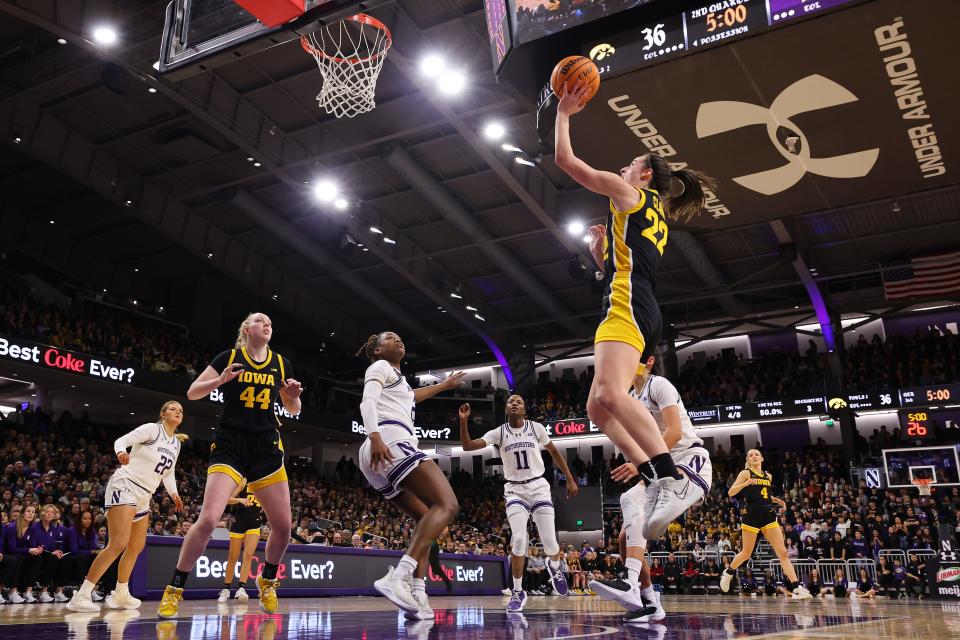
[{"x1": 356, "y1": 331, "x2": 465, "y2": 620}]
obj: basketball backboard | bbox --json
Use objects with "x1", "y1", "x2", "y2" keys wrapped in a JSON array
[
  {"x1": 158, "y1": 0, "x2": 389, "y2": 78},
  {"x1": 882, "y1": 446, "x2": 960, "y2": 489}
]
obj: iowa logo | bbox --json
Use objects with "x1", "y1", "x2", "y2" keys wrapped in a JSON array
[
  {"x1": 828, "y1": 397, "x2": 848, "y2": 410},
  {"x1": 696, "y1": 75, "x2": 879, "y2": 195},
  {"x1": 589, "y1": 43, "x2": 616, "y2": 61}
]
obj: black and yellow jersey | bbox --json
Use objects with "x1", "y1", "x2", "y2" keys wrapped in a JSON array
[
  {"x1": 208, "y1": 347, "x2": 293, "y2": 434},
  {"x1": 235, "y1": 489, "x2": 262, "y2": 511},
  {"x1": 742, "y1": 468, "x2": 774, "y2": 506},
  {"x1": 603, "y1": 187, "x2": 668, "y2": 288}
]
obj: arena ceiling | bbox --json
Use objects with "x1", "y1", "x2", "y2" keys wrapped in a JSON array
[{"x1": 0, "y1": 0, "x2": 957, "y2": 372}]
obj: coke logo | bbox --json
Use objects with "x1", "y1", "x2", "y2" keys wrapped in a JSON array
[
  {"x1": 43, "y1": 348, "x2": 86, "y2": 373},
  {"x1": 553, "y1": 420, "x2": 588, "y2": 436}
]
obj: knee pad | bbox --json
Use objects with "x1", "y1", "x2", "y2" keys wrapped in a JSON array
[
  {"x1": 510, "y1": 530, "x2": 528, "y2": 557},
  {"x1": 532, "y1": 509, "x2": 559, "y2": 556},
  {"x1": 620, "y1": 489, "x2": 647, "y2": 550}
]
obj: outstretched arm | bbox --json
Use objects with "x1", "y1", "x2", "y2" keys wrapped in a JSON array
[
  {"x1": 458, "y1": 404, "x2": 489, "y2": 451},
  {"x1": 545, "y1": 442, "x2": 579, "y2": 498},
  {"x1": 554, "y1": 84, "x2": 639, "y2": 211},
  {"x1": 413, "y1": 371, "x2": 466, "y2": 404}
]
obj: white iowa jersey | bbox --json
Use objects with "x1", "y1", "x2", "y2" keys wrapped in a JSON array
[
  {"x1": 112, "y1": 423, "x2": 181, "y2": 496},
  {"x1": 482, "y1": 420, "x2": 551, "y2": 482},
  {"x1": 365, "y1": 360, "x2": 416, "y2": 443},
  {"x1": 631, "y1": 375, "x2": 702, "y2": 452}
]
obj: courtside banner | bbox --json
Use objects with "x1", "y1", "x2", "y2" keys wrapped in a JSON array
[
  {"x1": 0, "y1": 333, "x2": 138, "y2": 384},
  {"x1": 133, "y1": 536, "x2": 507, "y2": 598}
]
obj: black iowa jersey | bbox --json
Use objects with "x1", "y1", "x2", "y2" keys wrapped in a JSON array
[
  {"x1": 603, "y1": 187, "x2": 667, "y2": 290},
  {"x1": 742, "y1": 468, "x2": 774, "y2": 506},
  {"x1": 209, "y1": 347, "x2": 293, "y2": 434}
]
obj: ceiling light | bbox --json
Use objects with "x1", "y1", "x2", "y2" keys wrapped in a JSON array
[
  {"x1": 92, "y1": 26, "x2": 118, "y2": 46},
  {"x1": 159, "y1": 306, "x2": 164, "y2": 311},
  {"x1": 383, "y1": 237, "x2": 396, "y2": 245},
  {"x1": 420, "y1": 54, "x2": 446, "y2": 76},
  {"x1": 334, "y1": 197, "x2": 349, "y2": 210},
  {"x1": 57, "y1": 38, "x2": 67, "y2": 45},
  {"x1": 474, "y1": 314, "x2": 485, "y2": 321},
  {"x1": 369, "y1": 226, "x2": 383, "y2": 234},
  {"x1": 465, "y1": 305, "x2": 477, "y2": 311},
  {"x1": 501, "y1": 143, "x2": 522, "y2": 153},
  {"x1": 515, "y1": 157, "x2": 536, "y2": 167},
  {"x1": 133, "y1": 268, "x2": 139, "y2": 272},
  {"x1": 13, "y1": 137, "x2": 21, "y2": 143},
  {"x1": 129, "y1": 411, "x2": 135, "y2": 415},
  {"x1": 437, "y1": 69, "x2": 466, "y2": 96},
  {"x1": 483, "y1": 122, "x2": 506, "y2": 140},
  {"x1": 102, "y1": 288, "x2": 107, "y2": 293},
  {"x1": 49, "y1": 220, "x2": 54, "y2": 225},
  {"x1": 246, "y1": 157, "x2": 254, "y2": 162},
  {"x1": 437, "y1": 306, "x2": 443, "y2": 310},
  {"x1": 313, "y1": 180, "x2": 338, "y2": 202},
  {"x1": 253, "y1": 162, "x2": 261, "y2": 167},
  {"x1": 450, "y1": 292, "x2": 462, "y2": 299},
  {"x1": 582, "y1": 234, "x2": 592, "y2": 243},
  {"x1": 132, "y1": 300, "x2": 138, "y2": 305},
  {"x1": 362, "y1": 247, "x2": 369, "y2": 252},
  {"x1": 272, "y1": 294, "x2": 278, "y2": 301},
  {"x1": 84, "y1": 403, "x2": 89, "y2": 407},
  {"x1": 207, "y1": 252, "x2": 214, "y2": 259},
  {"x1": 148, "y1": 87, "x2": 157, "y2": 94},
  {"x1": 567, "y1": 220, "x2": 585, "y2": 235},
  {"x1": 125, "y1": 200, "x2": 133, "y2": 206}
]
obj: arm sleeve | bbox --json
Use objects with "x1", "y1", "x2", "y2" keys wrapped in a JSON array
[
  {"x1": 480, "y1": 427, "x2": 500, "y2": 447},
  {"x1": 532, "y1": 422, "x2": 552, "y2": 446},
  {"x1": 359, "y1": 379, "x2": 383, "y2": 436},
  {"x1": 649, "y1": 377, "x2": 681, "y2": 410},
  {"x1": 114, "y1": 423, "x2": 159, "y2": 454}
]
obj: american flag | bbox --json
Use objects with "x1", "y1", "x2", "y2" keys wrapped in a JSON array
[{"x1": 882, "y1": 251, "x2": 960, "y2": 300}]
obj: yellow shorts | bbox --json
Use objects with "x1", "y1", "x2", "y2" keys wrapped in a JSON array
[{"x1": 595, "y1": 276, "x2": 647, "y2": 355}]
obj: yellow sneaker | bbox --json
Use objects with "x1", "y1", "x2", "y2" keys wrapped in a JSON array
[
  {"x1": 256, "y1": 576, "x2": 279, "y2": 614},
  {"x1": 157, "y1": 586, "x2": 183, "y2": 619}
]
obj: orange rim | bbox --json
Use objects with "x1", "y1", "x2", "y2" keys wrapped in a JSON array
[{"x1": 300, "y1": 13, "x2": 392, "y2": 64}]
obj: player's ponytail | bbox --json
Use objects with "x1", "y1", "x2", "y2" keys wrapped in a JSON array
[
  {"x1": 235, "y1": 312, "x2": 258, "y2": 348},
  {"x1": 355, "y1": 333, "x2": 384, "y2": 363},
  {"x1": 645, "y1": 153, "x2": 718, "y2": 224}
]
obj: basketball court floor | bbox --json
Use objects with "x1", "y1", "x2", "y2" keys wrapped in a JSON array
[{"x1": 3, "y1": 595, "x2": 958, "y2": 639}]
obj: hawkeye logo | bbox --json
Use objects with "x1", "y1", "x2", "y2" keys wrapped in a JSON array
[
  {"x1": 696, "y1": 74, "x2": 879, "y2": 195},
  {"x1": 828, "y1": 397, "x2": 848, "y2": 410},
  {"x1": 589, "y1": 43, "x2": 616, "y2": 61}
]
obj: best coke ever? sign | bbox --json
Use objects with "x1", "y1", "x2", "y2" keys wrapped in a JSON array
[{"x1": 0, "y1": 334, "x2": 137, "y2": 385}]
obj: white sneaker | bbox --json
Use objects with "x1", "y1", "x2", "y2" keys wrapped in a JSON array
[
  {"x1": 648, "y1": 590, "x2": 666, "y2": 621},
  {"x1": 8, "y1": 591, "x2": 25, "y2": 604},
  {"x1": 405, "y1": 591, "x2": 434, "y2": 621},
  {"x1": 644, "y1": 475, "x2": 702, "y2": 540},
  {"x1": 235, "y1": 587, "x2": 249, "y2": 601},
  {"x1": 501, "y1": 588, "x2": 513, "y2": 596},
  {"x1": 720, "y1": 570, "x2": 734, "y2": 593},
  {"x1": 589, "y1": 578, "x2": 644, "y2": 610},
  {"x1": 217, "y1": 588, "x2": 230, "y2": 603},
  {"x1": 792, "y1": 585, "x2": 813, "y2": 600},
  {"x1": 105, "y1": 591, "x2": 141, "y2": 610},
  {"x1": 66, "y1": 592, "x2": 101, "y2": 613},
  {"x1": 55, "y1": 592, "x2": 70, "y2": 603},
  {"x1": 25, "y1": 593, "x2": 37, "y2": 604},
  {"x1": 39, "y1": 592, "x2": 54, "y2": 603},
  {"x1": 374, "y1": 567, "x2": 419, "y2": 613},
  {"x1": 91, "y1": 591, "x2": 103, "y2": 602}
]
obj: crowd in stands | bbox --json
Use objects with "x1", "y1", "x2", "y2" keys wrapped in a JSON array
[{"x1": 528, "y1": 328, "x2": 959, "y2": 419}]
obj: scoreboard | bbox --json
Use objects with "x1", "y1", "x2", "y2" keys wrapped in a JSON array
[
  {"x1": 898, "y1": 409, "x2": 936, "y2": 441},
  {"x1": 582, "y1": 0, "x2": 867, "y2": 77}
]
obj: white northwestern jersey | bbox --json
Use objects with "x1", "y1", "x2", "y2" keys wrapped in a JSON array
[
  {"x1": 364, "y1": 360, "x2": 416, "y2": 443},
  {"x1": 112, "y1": 422, "x2": 181, "y2": 497},
  {"x1": 631, "y1": 375, "x2": 703, "y2": 452},
  {"x1": 482, "y1": 420, "x2": 551, "y2": 482}
]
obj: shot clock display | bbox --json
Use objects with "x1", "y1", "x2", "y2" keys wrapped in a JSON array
[{"x1": 898, "y1": 409, "x2": 936, "y2": 441}]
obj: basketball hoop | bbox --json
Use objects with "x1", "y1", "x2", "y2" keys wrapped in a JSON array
[
  {"x1": 300, "y1": 13, "x2": 392, "y2": 118},
  {"x1": 913, "y1": 478, "x2": 933, "y2": 496}
]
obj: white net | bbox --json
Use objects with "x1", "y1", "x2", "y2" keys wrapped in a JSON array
[
  {"x1": 913, "y1": 480, "x2": 933, "y2": 496},
  {"x1": 301, "y1": 14, "x2": 392, "y2": 118}
]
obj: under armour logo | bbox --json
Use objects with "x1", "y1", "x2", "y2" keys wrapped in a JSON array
[{"x1": 696, "y1": 74, "x2": 879, "y2": 195}]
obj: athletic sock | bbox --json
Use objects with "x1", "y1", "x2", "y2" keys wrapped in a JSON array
[
  {"x1": 625, "y1": 558, "x2": 643, "y2": 590},
  {"x1": 78, "y1": 580, "x2": 96, "y2": 598},
  {"x1": 261, "y1": 562, "x2": 279, "y2": 580},
  {"x1": 640, "y1": 585, "x2": 656, "y2": 605},
  {"x1": 637, "y1": 461, "x2": 655, "y2": 484},
  {"x1": 242, "y1": 578, "x2": 252, "y2": 589},
  {"x1": 513, "y1": 577, "x2": 524, "y2": 591},
  {"x1": 411, "y1": 578, "x2": 426, "y2": 597},
  {"x1": 394, "y1": 555, "x2": 417, "y2": 581},
  {"x1": 223, "y1": 580, "x2": 233, "y2": 590},
  {"x1": 170, "y1": 570, "x2": 189, "y2": 589},
  {"x1": 115, "y1": 582, "x2": 130, "y2": 597},
  {"x1": 649, "y1": 452, "x2": 683, "y2": 481},
  {"x1": 724, "y1": 568, "x2": 736, "y2": 577}
]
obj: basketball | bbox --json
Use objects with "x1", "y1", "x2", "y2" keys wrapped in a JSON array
[{"x1": 550, "y1": 55, "x2": 600, "y2": 104}]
